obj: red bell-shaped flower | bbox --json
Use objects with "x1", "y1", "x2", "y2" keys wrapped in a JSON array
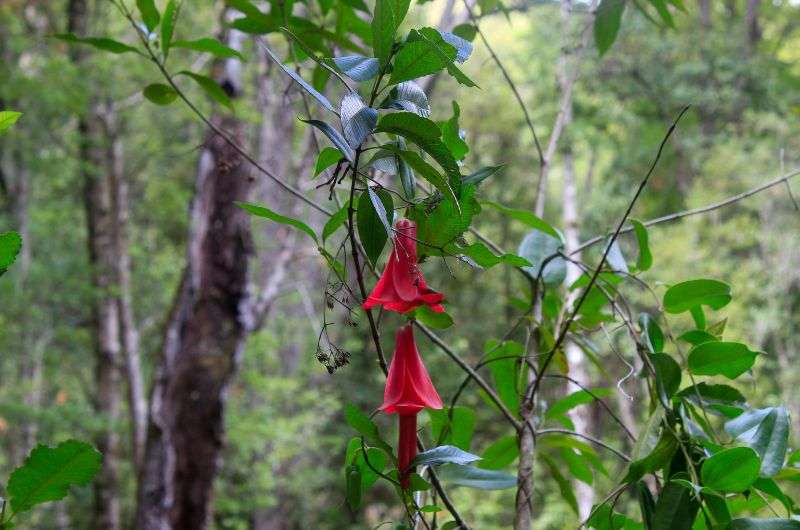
[
  {"x1": 363, "y1": 219, "x2": 445, "y2": 314},
  {"x1": 381, "y1": 324, "x2": 443, "y2": 488}
]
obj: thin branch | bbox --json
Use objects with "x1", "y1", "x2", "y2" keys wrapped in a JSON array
[
  {"x1": 573, "y1": 167, "x2": 800, "y2": 254},
  {"x1": 526, "y1": 105, "x2": 690, "y2": 402},
  {"x1": 536, "y1": 429, "x2": 630, "y2": 462}
]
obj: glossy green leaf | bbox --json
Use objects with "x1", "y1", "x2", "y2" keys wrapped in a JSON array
[
  {"x1": 172, "y1": 38, "x2": 244, "y2": 60},
  {"x1": 441, "y1": 101, "x2": 468, "y2": 161},
  {"x1": 517, "y1": 229, "x2": 566, "y2": 285},
  {"x1": 333, "y1": 55, "x2": 380, "y2": 81},
  {"x1": 478, "y1": 436, "x2": 518, "y2": 470},
  {"x1": 344, "y1": 404, "x2": 393, "y2": 454},
  {"x1": 177, "y1": 71, "x2": 233, "y2": 110},
  {"x1": 8, "y1": 440, "x2": 102, "y2": 514},
  {"x1": 481, "y1": 200, "x2": 560, "y2": 238},
  {"x1": 630, "y1": 219, "x2": 652, "y2": 271},
  {"x1": 651, "y1": 479, "x2": 699, "y2": 530},
  {"x1": 725, "y1": 407, "x2": 790, "y2": 477},
  {"x1": 677, "y1": 329, "x2": 718, "y2": 346},
  {"x1": 545, "y1": 388, "x2": 611, "y2": 420},
  {"x1": 161, "y1": 0, "x2": 178, "y2": 57},
  {"x1": 412, "y1": 445, "x2": 481, "y2": 467},
  {"x1": 356, "y1": 188, "x2": 393, "y2": 266},
  {"x1": 639, "y1": 313, "x2": 664, "y2": 353},
  {"x1": 0, "y1": 231, "x2": 23, "y2": 275},
  {"x1": 676, "y1": 383, "x2": 746, "y2": 418},
  {"x1": 314, "y1": 146, "x2": 343, "y2": 177},
  {"x1": 345, "y1": 464, "x2": 361, "y2": 510},
  {"x1": 408, "y1": 184, "x2": 479, "y2": 259},
  {"x1": 428, "y1": 407, "x2": 475, "y2": 450},
  {"x1": 729, "y1": 520, "x2": 800, "y2": 530},
  {"x1": 413, "y1": 306, "x2": 453, "y2": 329},
  {"x1": 587, "y1": 503, "x2": 644, "y2": 530},
  {"x1": 663, "y1": 279, "x2": 732, "y2": 314},
  {"x1": 0, "y1": 110, "x2": 22, "y2": 132},
  {"x1": 300, "y1": 119, "x2": 355, "y2": 161},
  {"x1": 650, "y1": 353, "x2": 681, "y2": 400},
  {"x1": 376, "y1": 112, "x2": 460, "y2": 181},
  {"x1": 322, "y1": 202, "x2": 350, "y2": 242},
  {"x1": 372, "y1": 0, "x2": 410, "y2": 63},
  {"x1": 624, "y1": 432, "x2": 678, "y2": 484},
  {"x1": 55, "y1": 34, "x2": 142, "y2": 55},
  {"x1": 237, "y1": 202, "x2": 318, "y2": 243},
  {"x1": 136, "y1": 0, "x2": 161, "y2": 31},
  {"x1": 142, "y1": 83, "x2": 178, "y2": 105},
  {"x1": 701, "y1": 447, "x2": 760, "y2": 492},
  {"x1": 447, "y1": 242, "x2": 531, "y2": 269},
  {"x1": 389, "y1": 39, "x2": 455, "y2": 84},
  {"x1": 687, "y1": 341, "x2": 759, "y2": 380},
  {"x1": 462, "y1": 165, "x2": 503, "y2": 187},
  {"x1": 437, "y1": 463, "x2": 516, "y2": 490},
  {"x1": 594, "y1": 0, "x2": 625, "y2": 55}
]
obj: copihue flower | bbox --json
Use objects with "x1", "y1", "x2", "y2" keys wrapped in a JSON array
[
  {"x1": 381, "y1": 324, "x2": 443, "y2": 489},
  {"x1": 362, "y1": 219, "x2": 445, "y2": 314}
]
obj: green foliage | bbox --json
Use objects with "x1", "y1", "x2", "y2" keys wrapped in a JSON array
[
  {"x1": 0, "y1": 232, "x2": 22, "y2": 276},
  {"x1": 0, "y1": 110, "x2": 22, "y2": 132},
  {"x1": 238, "y1": 202, "x2": 319, "y2": 244},
  {"x1": 356, "y1": 188, "x2": 393, "y2": 266},
  {"x1": 701, "y1": 447, "x2": 760, "y2": 493},
  {"x1": 142, "y1": 83, "x2": 178, "y2": 105},
  {"x1": 687, "y1": 341, "x2": 759, "y2": 379},
  {"x1": 6, "y1": 440, "x2": 101, "y2": 516}
]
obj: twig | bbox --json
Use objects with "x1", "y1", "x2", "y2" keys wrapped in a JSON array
[
  {"x1": 536, "y1": 429, "x2": 630, "y2": 462},
  {"x1": 572, "y1": 167, "x2": 800, "y2": 254},
  {"x1": 526, "y1": 105, "x2": 690, "y2": 402}
]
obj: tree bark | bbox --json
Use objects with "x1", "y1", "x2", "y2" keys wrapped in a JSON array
[
  {"x1": 135, "y1": 20, "x2": 254, "y2": 530},
  {"x1": 68, "y1": 1, "x2": 123, "y2": 528}
]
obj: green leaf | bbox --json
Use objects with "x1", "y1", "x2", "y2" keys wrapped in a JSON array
[
  {"x1": 354, "y1": 446, "x2": 387, "y2": 491},
  {"x1": 356, "y1": 188, "x2": 393, "y2": 266},
  {"x1": 344, "y1": 404, "x2": 393, "y2": 455},
  {"x1": 372, "y1": 0, "x2": 410, "y2": 63},
  {"x1": 161, "y1": 0, "x2": 179, "y2": 57},
  {"x1": 237, "y1": 202, "x2": 318, "y2": 243},
  {"x1": 0, "y1": 110, "x2": 22, "y2": 132},
  {"x1": 429, "y1": 407, "x2": 475, "y2": 450},
  {"x1": 676, "y1": 383, "x2": 746, "y2": 418},
  {"x1": 651, "y1": 479, "x2": 699, "y2": 530},
  {"x1": 0, "y1": 231, "x2": 23, "y2": 275},
  {"x1": 480, "y1": 200, "x2": 560, "y2": 238},
  {"x1": 333, "y1": 55, "x2": 380, "y2": 82},
  {"x1": 300, "y1": 119, "x2": 354, "y2": 162},
  {"x1": 142, "y1": 83, "x2": 178, "y2": 105},
  {"x1": 639, "y1": 313, "x2": 664, "y2": 353},
  {"x1": 412, "y1": 445, "x2": 481, "y2": 467},
  {"x1": 478, "y1": 436, "x2": 518, "y2": 470},
  {"x1": 587, "y1": 503, "x2": 644, "y2": 530},
  {"x1": 663, "y1": 279, "x2": 732, "y2": 314},
  {"x1": 375, "y1": 112, "x2": 460, "y2": 182},
  {"x1": 172, "y1": 38, "x2": 244, "y2": 60},
  {"x1": 393, "y1": 149, "x2": 458, "y2": 208},
  {"x1": 677, "y1": 329, "x2": 718, "y2": 346},
  {"x1": 542, "y1": 454, "x2": 579, "y2": 514},
  {"x1": 408, "y1": 28, "x2": 476, "y2": 87},
  {"x1": 630, "y1": 219, "x2": 652, "y2": 271},
  {"x1": 447, "y1": 242, "x2": 531, "y2": 269},
  {"x1": 594, "y1": 0, "x2": 625, "y2": 55},
  {"x1": 753, "y1": 477, "x2": 795, "y2": 515},
  {"x1": 729, "y1": 520, "x2": 800, "y2": 530},
  {"x1": 646, "y1": 0, "x2": 675, "y2": 27},
  {"x1": 701, "y1": 447, "x2": 760, "y2": 492},
  {"x1": 484, "y1": 340, "x2": 524, "y2": 416},
  {"x1": 624, "y1": 431, "x2": 678, "y2": 484},
  {"x1": 545, "y1": 388, "x2": 612, "y2": 420},
  {"x1": 8, "y1": 440, "x2": 102, "y2": 514},
  {"x1": 462, "y1": 165, "x2": 503, "y2": 187},
  {"x1": 414, "y1": 306, "x2": 453, "y2": 329},
  {"x1": 177, "y1": 71, "x2": 233, "y2": 110},
  {"x1": 345, "y1": 464, "x2": 361, "y2": 510},
  {"x1": 389, "y1": 38, "x2": 455, "y2": 85},
  {"x1": 649, "y1": 353, "x2": 681, "y2": 400},
  {"x1": 322, "y1": 202, "x2": 349, "y2": 242},
  {"x1": 314, "y1": 146, "x2": 343, "y2": 177},
  {"x1": 725, "y1": 407, "x2": 790, "y2": 477},
  {"x1": 408, "y1": 184, "x2": 479, "y2": 259},
  {"x1": 605, "y1": 239, "x2": 629, "y2": 274},
  {"x1": 340, "y1": 93, "x2": 377, "y2": 148},
  {"x1": 687, "y1": 341, "x2": 759, "y2": 380},
  {"x1": 136, "y1": 0, "x2": 161, "y2": 31},
  {"x1": 452, "y1": 23, "x2": 477, "y2": 42},
  {"x1": 55, "y1": 33, "x2": 142, "y2": 55},
  {"x1": 517, "y1": 229, "x2": 566, "y2": 285},
  {"x1": 442, "y1": 102, "x2": 468, "y2": 161},
  {"x1": 259, "y1": 41, "x2": 337, "y2": 114},
  {"x1": 437, "y1": 464, "x2": 516, "y2": 489}
]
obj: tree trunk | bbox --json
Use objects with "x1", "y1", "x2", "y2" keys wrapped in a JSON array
[
  {"x1": 67, "y1": 1, "x2": 123, "y2": 528},
  {"x1": 745, "y1": 0, "x2": 761, "y2": 49},
  {"x1": 135, "y1": 20, "x2": 254, "y2": 530}
]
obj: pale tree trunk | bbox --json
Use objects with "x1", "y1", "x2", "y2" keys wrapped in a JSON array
[
  {"x1": 107, "y1": 114, "x2": 148, "y2": 473},
  {"x1": 699, "y1": 0, "x2": 711, "y2": 30},
  {"x1": 67, "y1": 1, "x2": 123, "y2": 528},
  {"x1": 135, "y1": 18, "x2": 255, "y2": 530}
]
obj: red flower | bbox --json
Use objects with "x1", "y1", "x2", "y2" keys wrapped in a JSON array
[
  {"x1": 362, "y1": 219, "x2": 445, "y2": 314},
  {"x1": 381, "y1": 324, "x2": 443, "y2": 488}
]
